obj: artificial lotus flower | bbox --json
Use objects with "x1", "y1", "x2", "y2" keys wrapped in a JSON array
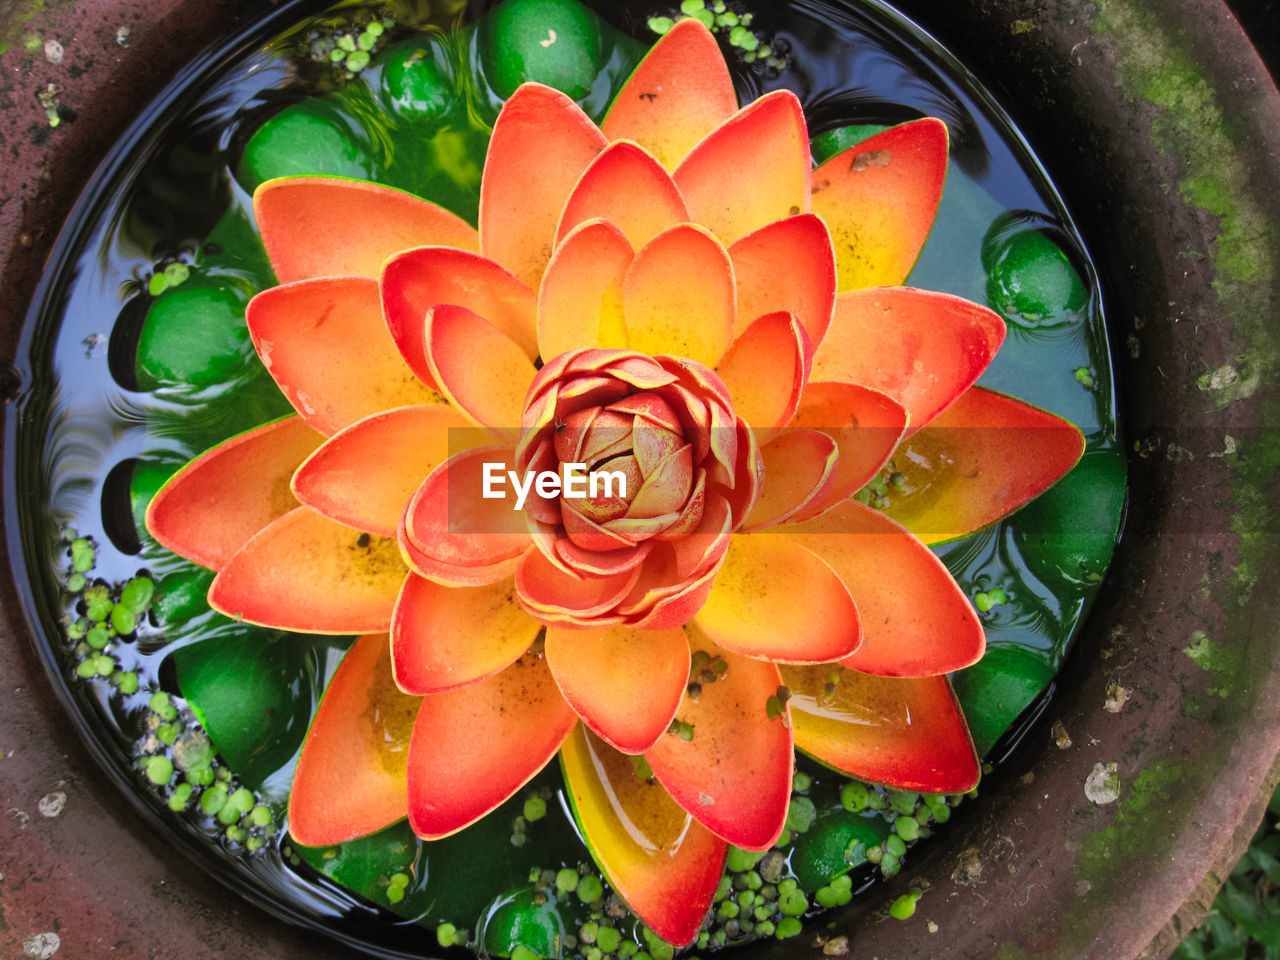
[{"x1": 145, "y1": 18, "x2": 1084, "y2": 945}]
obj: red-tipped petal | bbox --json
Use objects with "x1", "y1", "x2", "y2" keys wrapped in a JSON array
[
  {"x1": 782, "y1": 500, "x2": 984, "y2": 676},
  {"x1": 715, "y1": 311, "x2": 810, "y2": 435},
  {"x1": 561, "y1": 725, "x2": 726, "y2": 946},
  {"x1": 288, "y1": 633, "x2": 416, "y2": 845},
  {"x1": 783, "y1": 665, "x2": 979, "y2": 793},
  {"x1": 209, "y1": 507, "x2": 404, "y2": 633},
  {"x1": 425, "y1": 304, "x2": 538, "y2": 435},
  {"x1": 400, "y1": 522, "x2": 528, "y2": 587},
  {"x1": 693, "y1": 534, "x2": 861, "y2": 663},
  {"x1": 538, "y1": 219, "x2": 633, "y2": 362},
  {"x1": 255, "y1": 177, "x2": 479, "y2": 284},
  {"x1": 812, "y1": 287, "x2": 1006, "y2": 432},
  {"x1": 623, "y1": 224, "x2": 734, "y2": 367},
  {"x1": 600, "y1": 18, "x2": 737, "y2": 170},
  {"x1": 293, "y1": 404, "x2": 477, "y2": 538},
  {"x1": 516, "y1": 549, "x2": 641, "y2": 621},
  {"x1": 248, "y1": 277, "x2": 441, "y2": 436},
  {"x1": 788, "y1": 381, "x2": 910, "y2": 521},
  {"x1": 673, "y1": 90, "x2": 811, "y2": 246},
  {"x1": 402, "y1": 445, "x2": 532, "y2": 569},
  {"x1": 646, "y1": 630, "x2": 791, "y2": 850},
  {"x1": 392, "y1": 574, "x2": 541, "y2": 694},
  {"x1": 546, "y1": 624, "x2": 688, "y2": 754},
  {"x1": 479, "y1": 84, "x2": 607, "y2": 289},
  {"x1": 743, "y1": 429, "x2": 838, "y2": 531},
  {"x1": 557, "y1": 140, "x2": 690, "y2": 250},
  {"x1": 729, "y1": 215, "x2": 837, "y2": 347},
  {"x1": 382, "y1": 247, "x2": 539, "y2": 391},
  {"x1": 811, "y1": 118, "x2": 949, "y2": 290},
  {"x1": 146, "y1": 416, "x2": 324, "y2": 570},
  {"x1": 407, "y1": 651, "x2": 576, "y2": 838},
  {"x1": 882, "y1": 387, "x2": 1085, "y2": 544}
]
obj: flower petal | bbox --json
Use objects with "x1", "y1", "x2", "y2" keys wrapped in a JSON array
[
  {"x1": 623, "y1": 223, "x2": 734, "y2": 367},
  {"x1": 693, "y1": 534, "x2": 861, "y2": 663},
  {"x1": 209, "y1": 507, "x2": 404, "y2": 633},
  {"x1": 538, "y1": 219, "x2": 633, "y2": 361},
  {"x1": 788, "y1": 381, "x2": 910, "y2": 521},
  {"x1": 400, "y1": 521, "x2": 528, "y2": 587},
  {"x1": 811, "y1": 287, "x2": 1005, "y2": 432},
  {"x1": 811, "y1": 118, "x2": 949, "y2": 290},
  {"x1": 288, "y1": 634, "x2": 416, "y2": 845},
  {"x1": 247, "y1": 277, "x2": 441, "y2": 436},
  {"x1": 546, "y1": 624, "x2": 688, "y2": 754},
  {"x1": 673, "y1": 90, "x2": 811, "y2": 246},
  {"x1": 600, "y1": 18, "x2": 737, "y2": 170},
  {"x1": 382, "y1": 246, "x2": 539, "y2": 389},
  {"x1": 743, "y1": 429, "x2": 838, "y2": 531},
  {"x1": 646, "y1": 630, "x2": 791, "y2": 850},
  {"x1": 729, "y1": 214, "x2": 836, "y2": 347},
  {"x1": 392, "y1": 574, "x2": 541, "y2": 694},
  {"x1": 561, "y1": 725, "x2": 726, "y2": 947},
  {"x1": 557, "y1": 141, "x2": 690, "y2": 251},
  {"x1": 479, "y1": 83, "x2": 607, "y2": 289},
  {"x1": 781, "y1": 500, "x2": 984, "y2": 676},
  {"x1": 425, "y1": 304, "x2": 539, "y2": 435},
  {"x1": 145, "y1": 416, "x2": 324, "y2": 570},
  {"x1": 715, "y1": 311, "x2": 810, "y2": 436},
  {"x1": 255, "y1": 177, "x2": 479, "y2": 284},
  {"x1": 407, "y1": 651, "x2": 576, "y2": 838},
  {"x1": 402, "y1": 445, "x2": 532, "y2": 569},
  {"x1": 516, "y1": 549, "x2": 641, "y2": 622},
  {"x1": 293, "y1": 404, "x2": 478, "y2": 538},
  {"x1": 881, "y1": 387, "x2": 1085, "y2": 544},
  {"x1": 783, "y1": 665, "x2": 979, "y2": 793}
]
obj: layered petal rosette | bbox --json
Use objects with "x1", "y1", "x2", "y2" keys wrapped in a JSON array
[{"x1": 145, "y1": 17, "x2": 1085, "y2": 945}]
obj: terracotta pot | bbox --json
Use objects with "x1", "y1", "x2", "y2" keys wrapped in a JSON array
[{"x1": 1, "y1": 1, "x2": 1277, "y2": 957}]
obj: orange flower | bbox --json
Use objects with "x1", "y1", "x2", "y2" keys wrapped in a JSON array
[{"x1": 145, "y1": 20, "x2": 1083, "y2": 943}]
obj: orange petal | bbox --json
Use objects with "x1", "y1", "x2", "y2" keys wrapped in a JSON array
[
  {"x1": 811, "y1": 118, "x2": 949, "y2": 289},
  {"x1": 693, "y1": 534, "x2": 861, "y2": 663},
  {"x1": 881, "y1": 387, "x2": 1085, "y2": 544},
  {"x1": 247, "y1": 277, "x2": 440, "y2": 436},
  {"x1": 646, "y1": 630, "x2": 791, "y2": 850},
  {"x1": 623, "y1": 224, "x2": 734, "y2": 366},
  {"x1": 783, "y1": 665, "x2": 979, "y2": 793},
  {"x1": 479, "y1": 83, "x2": 607, "y2": 289},
  {"x1": 561, "y1": 725, "x2": 726, "y2": 947},
  {"x1": 392, "y1": 574, "x2": 541, "y2": 693},
  {"x1": 811, "y1": 287, "x2": 1006, "y2": 432},
  {"x1": 673, "y1": 90, "x2": 811, "y2": 246},
  {"x1": 516, "y1": 549, "x2": 641, "y2": 622},
  {"x1": 407, "y1": 651, "x2": 576, "y2": 838},
  {"x1": 546, "y1": 624, "x2": 688, "y2": 753},
  {"x1": 402, "y1": 445, "x2": 532, "y2": 569},
  {"x1": 209, "y1": 507, "x2": 404, "y2": 633},
  {"x1": 255, "y1": 177, "x2": 479, "y2": 284},
  {"x1": 145, "y1": 416, "x2": 324, "y2": 570},
  {"x1": 425, "y1": 305, "x2": 538, "y2": 435},
  {"x1": 743, "y1": 429, "x2": 838, "y2": 531},
  {"x1": 382, "y1": 246, "x2": 539, "y2": 391},
  {"x1": 788, "y1": 381, "x2": 910, "y2": 521},
  {"x1": 400, "y1": 521, "x2": 528, "y2": 587},
  {"x1": 715, "y1": 311, "x2": 810, "y2": 436},
  {"x1": 600, "y1": 18, "x2": 737, "y2": 170},
  {"x1": 293, "y1": 404, "x2": 478, "y2": 538},
  {"x1": 557, "y1": 140, "x2": 690, "y2": 250},
  {"x1": 288, "y1": 634, "x2": 415, "y2": 845},
  {"x1": 781, "y1": 500, "x2": 984, "y2": 676},
  {"x1": 538, "y1": 219, "x2": 633, "y2": 361},
  {"x1": 729, "y1": 214, "x2": 837, "y2": 346}
]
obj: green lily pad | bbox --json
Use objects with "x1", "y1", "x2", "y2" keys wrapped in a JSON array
[
  {"x1": 480, "y1": 0, "x2": 607, "y2": 100},
  {"x1": 789, "y1": 808, "x2": 891, "y2": 892},
  {"x1": 382, "y1": 38, "x2": 456, "y2": 121},
  {"x1": 136, "y1": 283, "x2": 253, "y2": 390},
  {"x1": 295, "y1": 819, "x2": 421, "y2": 906},
  {"x1": 236, "y1": 99, "x2": 371, "y2": 192},
  {"x1": 1013, "y1": 447, "x2": 1127, "y2": 589},
  {"x1": 152, "y1": 566, "x2": 216, "y2": 626},
  {"x1": 173, "y1": 626, "x2": 317, "y2": 790},
  {"x1": 481, "y1": 885, "x2": 568, "y2": 958},
  {"x1": 983, "y1": 223, "x2": 1087, "y2": 329},
  {"x1": 951, "y1": 643, "x2": 1056, "y2": 756}
]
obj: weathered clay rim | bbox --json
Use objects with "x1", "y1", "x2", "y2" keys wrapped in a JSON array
[{"x1": 1, "y1": 0, "x2": 1277, "y2": 958}]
